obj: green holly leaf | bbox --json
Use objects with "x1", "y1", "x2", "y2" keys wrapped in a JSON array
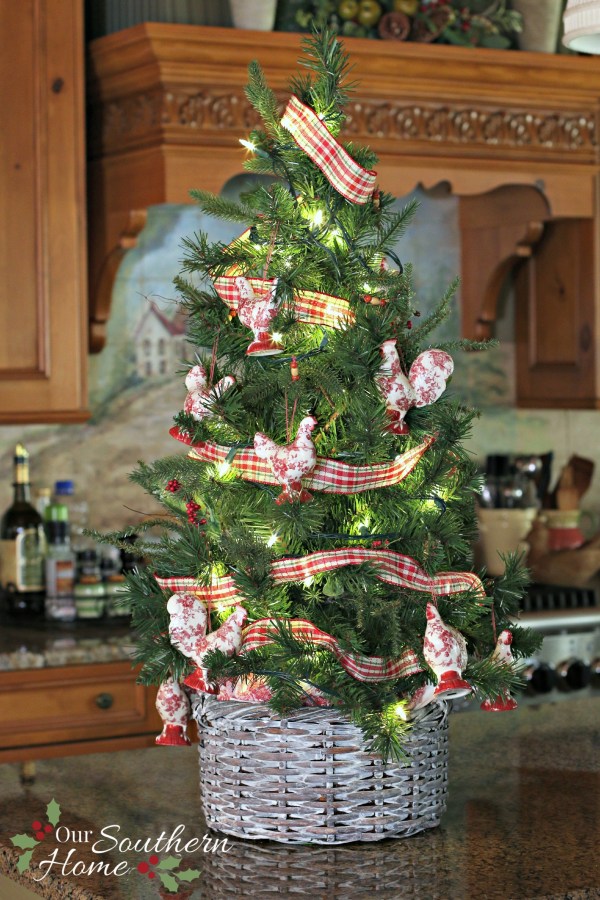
[
  {"x1": 176, "y1": 868, "x2": 202, "y2": 883},
  {"x1": 156, "y1": 856, "x2": 182, "y2": 870},
  {"x1": 11, "y1": 834, "x2": 38, "y2": 850},
  {"x1": 46, "y1": 799, "x2": 61, "y2": 826},
  {"x1": 16, "y1": 849, "x2": 34, "y2": 873},
  {"x1": 157, "y1": 871, "x2": 179, "y2": 892}
]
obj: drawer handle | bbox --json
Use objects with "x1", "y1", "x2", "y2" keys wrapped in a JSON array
[{"x1": 95, "y1": 692, "x2": 114, "y2": 710}]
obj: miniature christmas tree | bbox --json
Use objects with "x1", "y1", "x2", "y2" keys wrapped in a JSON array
[{"x1": 109, "y1": 30, "x2": 540, "y2": 762}]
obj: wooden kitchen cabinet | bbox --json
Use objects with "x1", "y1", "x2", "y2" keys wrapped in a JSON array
[
  {"x1": 0, "y1": 661, "x2": 162, "y2": 763},
  {"x1": 86, "y1": 24, "x2": 600, "y2": 409},
  {"x1": 0, "y1": 0, "x2": 88, "y2": 423}
]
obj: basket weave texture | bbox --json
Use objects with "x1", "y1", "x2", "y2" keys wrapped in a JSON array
[{"x1": 192, "y1": 696, "x2": 449, "y2": 844}]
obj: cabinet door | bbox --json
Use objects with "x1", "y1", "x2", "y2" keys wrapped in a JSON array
[
  {"x1": 0, "y1": 0, "x2": 88, "y2": 423},
  {"x1": 515, "y1": 219, "x2": 598, "y2": 409}
]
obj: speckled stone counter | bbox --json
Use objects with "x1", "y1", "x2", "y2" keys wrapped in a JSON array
[
  {"x1": 0, "y1": 621, "x2": 135, "y2": 670},
  {"x1": 0, "y1": 697, "x2": 598, "y2": 899}
]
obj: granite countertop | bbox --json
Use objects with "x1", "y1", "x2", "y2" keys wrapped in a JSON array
[
  {"x1": 0, "y1": 621, "x2": 136, "y2": 670},
  {"x1": 0, "y1": 696, "x2": 598, "y2": 900}
]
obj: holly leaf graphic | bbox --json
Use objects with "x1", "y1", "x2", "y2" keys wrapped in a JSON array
[
  {"x1": 46, "y1": 799, "x2": 61, "y2": 826},
  {"x1": 16, "y1": 849, "x2": 34, "y2": 873},
  {"x1": 156, "y1": 856, "x2": 182, "y2": 870},
  {"x1": 157, "y1": 871, "x2": 179, "y2": 892},
  {"x1": 11, "y1": 834, "x2": 38, "y2": 850},
  {"x1": 175, "y1": 868, "x2": 202, "y2": 883}
]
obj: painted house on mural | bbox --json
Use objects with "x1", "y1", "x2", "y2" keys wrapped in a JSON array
[{"x1": 134, "y1": 301, "x2": 190, "y2": 379}]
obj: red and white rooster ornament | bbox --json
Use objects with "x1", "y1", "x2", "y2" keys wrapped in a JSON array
[
  {"x1": 183, "y1": 363, "x2": 235, "y2": 422},
  {"x1": 167, "y1": 592, "x2": 247, "y2": 694},
  {"x1": 377, "y1": 340, "x2": 454, "y2": 434},
  {"x1": 423, "y1": 601, "x2": 472, "y2": 699},
  {"x1": 235, "y1": 276, "x2": 283, "y2": 356},
  {"x1": 480, "y1": 629, "x2": 518, "y2": 712},
  {"x1": 155, "y1": 677, "x2": 192, "y2": 746},
  {"x1": 254, "y1": 415, "x2": 318, "y2": 504}
]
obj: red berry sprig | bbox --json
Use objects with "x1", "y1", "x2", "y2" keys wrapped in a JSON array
[
  {"x1": 166, "y1": 479, "x2": 181, "y2": 493},
  {"x1": 185, "y1": 500, "x2": 201, "y2": 524}
]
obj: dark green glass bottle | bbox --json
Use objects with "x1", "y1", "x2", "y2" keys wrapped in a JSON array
[{"x1": 0, "y1": 444, "x2": 46, "y2": 618}]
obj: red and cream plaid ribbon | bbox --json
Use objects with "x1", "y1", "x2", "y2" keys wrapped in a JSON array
[
  {"x1": 241, "y1": 618, "x2": 422, "y2": 682},
  {"x1": 281, "y1": 95, "x2": 377, "y2": 205},
  {"x1": 155, "y1": 547, "x2": 486, "y2": 610},
  {"x1": 213, "y1": 273, "x2": 354, "y2": 330},
  {"x1": 170, "y1": 428, "x2": 434, "y2": 494}
]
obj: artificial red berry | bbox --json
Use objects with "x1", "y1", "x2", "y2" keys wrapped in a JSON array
[
  {"x1": 32, "y1": 821, "x2": 42, "y2": 831},
  {"x1": 166, "y1": 479, "x2": 181, "y2": 493},
  {"x1": 199, "y1": 518, "x2": 207, "y2": 526},
  {"x1": 137, "y1": 862, "x2": 150, "y2": 874},
  {"x1": 149, "y1": 854, "x2": 159, "y2": 865},
  {"x1": 406, "y1": 320, "x2": 412, "y2": 329}
]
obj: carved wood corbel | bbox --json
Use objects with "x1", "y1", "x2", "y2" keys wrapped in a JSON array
[
  {"x1": 458, "y1": 185, "x2": 551, "y2": 341},
  {"x1": 88, "y1": 209, "x2": 147, "y2": 353}
]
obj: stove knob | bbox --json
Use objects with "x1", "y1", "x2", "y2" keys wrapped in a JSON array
[
  {"x1": 524, "y1": 663, "x2": 556, "y2": 695},
  {"x1": 556, "y1": 658, "x2": 591, "y2": 691}
]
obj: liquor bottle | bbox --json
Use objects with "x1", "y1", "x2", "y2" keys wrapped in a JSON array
[{"x1": 0, "y1": 444, "x2": 46, "y2": 618}]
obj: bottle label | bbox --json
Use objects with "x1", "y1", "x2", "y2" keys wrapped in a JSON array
[
  {"x1": 0, "y1": 528, "x2": 45, "y2": 591},
  {"x1": 45, "y1": 557, "x2": 75, "y2": 597}
]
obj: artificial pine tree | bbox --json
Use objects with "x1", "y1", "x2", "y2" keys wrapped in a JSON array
[{"x1": 107, "y1": 30, "x2": 540, "y2": 763}]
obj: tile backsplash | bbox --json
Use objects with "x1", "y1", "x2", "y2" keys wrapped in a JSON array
[{"x1": 1, "y1": 178, "x2": 598, "y2": 533}]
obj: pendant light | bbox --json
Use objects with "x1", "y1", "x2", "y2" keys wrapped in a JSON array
[{"x1": 564, "y1": 0, "x2": 600, "y2": 53}]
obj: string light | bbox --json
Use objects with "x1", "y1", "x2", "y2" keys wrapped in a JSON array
[
  {"x1": 267, "y1": 532, "x2": 279, "y2": 548},
  {"x1": 216, "y1": 461, "x2": 231, "y2": 477},
  {"x1": 239, "y1": 138, "x2": 256, "y2": 152}
]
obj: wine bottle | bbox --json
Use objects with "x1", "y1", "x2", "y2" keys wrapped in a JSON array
[{"x1": 0, "y1": 444, "x2": 46, "y2": 618}]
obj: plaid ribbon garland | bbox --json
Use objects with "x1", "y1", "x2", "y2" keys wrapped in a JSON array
[
  {"x1": 155, "y1": 546, "x2": 486, "y2": 610},
  {"x1": 170, "y1": 427, "x2": 435, "y2": 493},
  {"x1": 213, "y1": 273, "x2": 354, "y2": 330},
  {"x1": 281, "y1": 95, "x2": 377, "y2": 205},
  {"x1": 241, "y1": 618, "x2": 422, "y2": 682}
]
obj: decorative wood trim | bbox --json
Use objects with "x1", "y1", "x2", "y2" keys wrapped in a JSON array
[{"x1": 86, "y1": 24, "x2": 600, "y2": 399}]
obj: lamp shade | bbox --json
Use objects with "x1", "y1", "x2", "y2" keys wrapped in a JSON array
[{"x1": 563, "y1": 0, "x2": 600, "y2": 53}]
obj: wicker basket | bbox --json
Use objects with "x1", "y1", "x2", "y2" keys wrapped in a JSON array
[{"x1": 192, "y1": 695, "x2": 449, "y2": 844}]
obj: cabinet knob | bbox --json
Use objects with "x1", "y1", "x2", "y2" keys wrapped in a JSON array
[{"x1": 95, "y1": 692, "x2": 114, "y2": 710}]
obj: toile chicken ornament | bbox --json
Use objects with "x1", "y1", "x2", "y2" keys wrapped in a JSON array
[
  {"x1": 155, "y1": 677, "x2": 192, "y2": 746},
  {"x1": 423, "y1": 601, "x2": 472, "y2": 699},
  {"x1": 235, "y1": 275, "x2": 283, "y2": 356},
  {"x1": 183, "y1": 363, "x2": 236, "y2": 422},
  {"x1": 167, "y1": 592, "x2": 248, "y2": 694},
  {"x1": 254, "y1": 415, "x2": 318, "y2": 504},
  {"x1": 377, "y1": 340, "x2": 454, "y2": 434},
  {"x1": 480, "y1": 629, "x2": 519, "y2": 712}
]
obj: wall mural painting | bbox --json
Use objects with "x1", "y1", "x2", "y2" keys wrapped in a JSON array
[{"x1": 0, "y1": 175, "x2": 594, "y2": 530}]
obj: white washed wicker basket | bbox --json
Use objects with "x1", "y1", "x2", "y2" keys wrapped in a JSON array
[{"x1": 192, "y1": 695, "x2": 449, "y2": 844}]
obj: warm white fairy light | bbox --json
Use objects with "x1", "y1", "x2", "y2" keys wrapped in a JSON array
[
  {"x1": 310, "y1": 208, "x2": 324, "y2": 227},
  {"x1": 267, "y1": 532, "x2": 279, "y2": 548},
  {"x1": 271, "y1": 332, "x2": 283, "y2": 343},
  {"x1": 239, "y1": 138, "x2": 256, "y2": 152},
  {"x1": 393, "y1": 701, "x2": 409, "y2": 722},
  {"x1": 216, "y1": 461, "x2": 231, "y2": 477}
]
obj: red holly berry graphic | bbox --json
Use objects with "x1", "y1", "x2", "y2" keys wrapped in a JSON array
[
  {"x1": 149, "y1": 872, "x2": 156, "y2": 879},
  {"x1": 35, "y1": 831, "x2": 45, "y2": 841},
  {"x1": 44, "y1": 824, "x2": 53, "y2": 833},
  {"x1": 31, "y1": 821, "x2": 42, "y2": 831},
  {"x1": 149, "y1": 854, "x2": 159, "y2": 865},
  {"x1": 137, "y1": 862, "x2": 150, "y2": 874}
]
